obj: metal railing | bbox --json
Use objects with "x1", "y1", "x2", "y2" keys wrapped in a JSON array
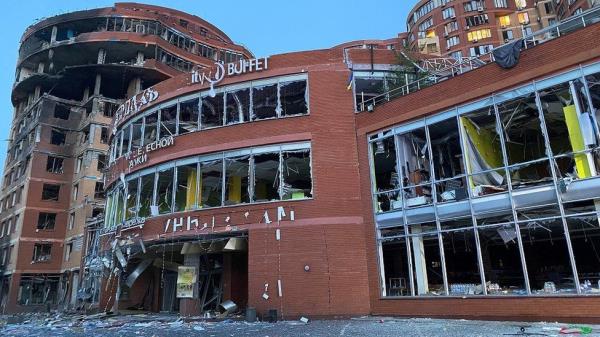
[{"x1": 358, "y1": 5, "x2": 600, "y2": 112}]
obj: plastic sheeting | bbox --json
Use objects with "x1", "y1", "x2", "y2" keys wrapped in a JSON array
[{"x1": 492, "y1": 40, "x2": 524, "y2": 69}]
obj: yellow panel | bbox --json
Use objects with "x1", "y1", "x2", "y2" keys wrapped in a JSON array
[
  {"x1": 228, "y1": 176, "x2": 241, "y2": 202},
  {"x1": 185, "y1": 169, "x2": 197, "y2": 210},
  {"x1": 563, "y1": 105, "x2": 592, "y2": 178}
]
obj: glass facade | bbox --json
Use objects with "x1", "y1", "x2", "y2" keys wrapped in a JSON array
[
  {"x1": 370, "y1": 63, "x2": 600, "y2": 297},
  {"x1": 104, "y1": 142, "x2": 312, "y2": 228},
  {"x1": 109, "y1": 74, "x2": 309, "y2": 164}
]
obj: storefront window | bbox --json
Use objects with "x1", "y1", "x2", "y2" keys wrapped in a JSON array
[
  {"x1": 159, "y1": 105, "x2": 177, "y2": 137},
  {"x1": 225, "y1": 156, "x2": 250, "y2": 205},
  {"x1": 179, "y1": 98, "x2": 199, "y2": 134},
  {"x1": 143, "y1": 112, "x2": 158, "y2": 145},
  {"x1": 125, "y1": 178, "x2": 138, "y2": 220},
  {"x1": 174, "y1": 163, "x2": 198, "y2": 212},
  {"x1": 131, "y1": 118, "x2": 143, "y2": 151},
  {"x1": 225, "y1": 88, "x2": 250, "y2": 125},
  {"x1": 138, "y1": 173, "x2": 154, "y2": 217},
  {"x1": 252, "y1": 84, "x2": 278, "y2": 120},
  {"x1": 156, "y1": 167, "x2": 174, "y2": 214},
  {"x1": 201, "y1": 93, "x2": 224, "y2": 129},
  {"x1": 253, "y1": 152, "x2": 280, "y2": 202},
  {"x1": 443, "y1": 229, "x2": 483, "y2": 295},
  {"x1": 280, "y1": 80, "x2": 308, "y2": 116},
  {"x1": 282, "y1": 149, "x2": 312, "y2": 200},
  {"x1": 200, "y1": 159, "x2": 223, "y2": 208}
]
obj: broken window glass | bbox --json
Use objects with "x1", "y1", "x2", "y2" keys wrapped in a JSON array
[
  {"x1": 253, "y1": 152, "x2": 280, "y2": 202},
  {"x1": 282, "y1": 149, "x2": 312, "y2": 200},
  {"x1": 179, "y1": 98, "x2": 199, "y2": 134},
  {"x1": 175, "y1": 163, "x2": 198, "y2": 212},
  {"x1": 160, "y1": 105, "x2": 178, "y2": 137},
  {"x1": 478, "y1": 223, "x2": 527, "y2": 295},
  {"x1": 371, "y1": 136, "x2": 398, "y2": 192},
  {"x1": 100, "y1": 127, "x2": 109, "y2": 144},
  {"x1": 225, "y1": 156, "x2": 250, "y2": 205},
  {"x1": 121, "y1": 124, "x2": 131, "y2": 155},
  {"x1": 46, "y1": 156, "x2": 64, "y2": 174},
  {"x1": 143, "y1": 112, "x2": 158, "y2": 145},
  {"x1": 156, "y1": 167, "x2": 174, "y2": 214},
  {"x1": 200, "y1": 159, "x2": 223, "y2": 208},
  {"x1": 41, "y1": 184, "x2": 60, "y2": 201},
  {"x1": 37, "y1": 213, "x2": 56, "y2": 230},
  {"x1": 397, "y1": 128, "x2": 432, "y2": 207},
  {"x1": 18, "y1": 275, "x2": 59, "y2": 305},
  {"x1": 225, "y1": 88, "x2": 250, "y2": 124},
  {"x1": 442, "y1": 229, "x2": 483, "y2": 295},
  {"x1": 32, "y1": 243, "x2": 52, "y2": 262},
  {"x1": 406, "y1": 231, "x2": 445, "y2": 296},
  {"x1": 564, "y1": 199, "x2": 600, "y2": 294},
  {"x1": 252, "y1": 84, "x2": 277, "y2": 120},
  {"x1": 280, "y1": 80, "x2": 308, "y2": 117},
  {"x1": 429, "y1": 118, "x2": 464, "y2": 181},
  {"x1": 50, "y1": 129, "x2": 66, "y2": 145},
  {"x1": 125, "y1": 178, "x2": 138, "y2": 220},
  {"x1": 381, "y1": 235, "x2": 412, "y2": 296},
  {"x1": 520, "y1": 218, "x2": 575, "y2": 295},
  {"x1": 138, "y1": 173, "x2": 155, "y2": 217},
  {"x1": 201, "y1": 93, "x2": 224, "y2": 129},
  {"x1": 95, "y1": 181, "x2": 104, "y2": 199},
  {"x1": 131, "y1": 118, "x2": 143, "y2": 150},
  {"x1": 97, "y1": 154, "x2": 106, "y2": 171},
  {"x1": 375, "y1": 190, "x2": 401, "y2": 213},
  {"x1": 355, "y1": 76, "x2": 385, "y2": 110}
]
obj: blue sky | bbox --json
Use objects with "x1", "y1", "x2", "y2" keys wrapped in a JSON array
[{"x1": 0, "y1": 0, "x2": 411, "y2": 175}]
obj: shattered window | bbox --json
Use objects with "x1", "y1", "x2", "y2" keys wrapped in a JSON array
[
  {"x1": 100, "y1": 127, "x2": 109, "y2": 144},
  {"x1": 200, "y1": 159, "x2": 223, "y2": 208},
  {"x1": 160, "y1": 105, "x2": 178, "y2": 137},
  {"x1": 201, "y1": 93, "x2": 224, "y2": 129},
  {"x1": 253, "y1": 152, "x2": 280, "y2": 202},
  {"x1": 143, "y1": 112, "x2": 158, "y2": 145},
  {"x1": 280, "y1": 80, "x2": 308, "y2": 116},
  {"x1": 282, "y1": 149, "x2": 312, "y2": 200},
  {"x1": 355, "y1": 76, "x2": 385, "y2": 110},
  {"x1": 138, "y1": 173, "x2": 155, "y2": 218},
  {"x1": 18, "y1": 275, "x2": 59, "y2": 305},
  {"x1": 50, "y1": 129, "x2": 66, "y2": 146},
  {"x1": 41, "y1": 184, "x2": 60, "y2": 201},
  {"x1": 252, "y1": 84, "x2": 278, "y2": 120},
  {"x1": 37, "y1": 212, "x2": 56, "y2": 230},
  {"x1": 156, "y1": 167, "x2": 174, "y2": 214},
  {"x1": 175, "y1": 163, "x2": 198, "y2": 212},
  {"x1": 32, "y1": 243, "x2": 52, "y2": 262},
  {"x1": 179, "y1": 98, "x2": 199, "y2": 134},
  {"x1": 114, "y1": 186, "x2": 125, "y2": 224},
  {"x1": 371, "y1": 136, "x2": 399, "y2": 212},
  {"x1": 225, "y1": 88, "x2": 250, "y2": 125},
  {"x1": 125, "y1": 178, "x2": 138, "y2": 220},
  {"x1": 397, "y1": 127, "x2": 433, "y2": 207},
  {"x1": 53, "y1": 104, "x2": 70, "y2": 120},
  {"x1": 121, "y1": 124, "x2": 131, "y2": 155},
  {"x1": 46, "y1": 156, "x2": 64, "y2": 174},
  {"x1": 131, "y1": 118, "x2": 143, "y2": 151},
  {"x1": 225, "y1": 156, "x2": 250, "y2": 205}
]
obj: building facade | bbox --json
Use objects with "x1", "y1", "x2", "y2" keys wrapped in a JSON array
[
  {"x1": 0, "y1": 2, "x2": 251, "y2": 313},
  {"x1": 407, "y1": 0, "x2": 560, "y2": 58},
  {"x1": 2, "y1": 1, "x2": 600, "y2": 323}
]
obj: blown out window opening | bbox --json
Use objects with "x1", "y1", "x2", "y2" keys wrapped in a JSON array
[
  {"x1": 109, "y1": 74, "x2": 309, "y2": 164},
  {"x1": 104, "y1": 142, "x2": 312, "y2": 228},
  {"x1": 369, "y1": 62, "x2": 600, "y2": 298}
]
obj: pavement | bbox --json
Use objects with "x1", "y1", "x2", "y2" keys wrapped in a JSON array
[{"x1": 1, "y1": 313, "x2": 599, "y2": 336}]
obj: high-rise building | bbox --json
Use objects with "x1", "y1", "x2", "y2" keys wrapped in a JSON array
[
  {"x1": 0, "y1": 3, "x2": 251, "y2": 312},
  {"x1": 406, "y1": 0, "x2": 560, "y2": 58}
]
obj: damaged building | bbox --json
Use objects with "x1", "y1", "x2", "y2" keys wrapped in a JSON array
[
  {"x1": 0, "y1": 3, "x2": 251, "y2": 313},
  {"x1": 2, "y1": 1, "x2": 600, "y2": 324}
]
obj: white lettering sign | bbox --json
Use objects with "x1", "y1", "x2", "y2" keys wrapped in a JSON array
[
  {"x1": 191, "y1": 57, "x2": 269, "y2": 85},
  {"x1": 113, "y1": 87, "x2": 159, "y2": 132},
  {"x1": 127, "y1": 136, "x2": 174, "y2": 169}
]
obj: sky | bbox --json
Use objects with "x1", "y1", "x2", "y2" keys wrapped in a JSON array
[{"x1": 0, "y1": 0, "x2": 411, "y2": 176}]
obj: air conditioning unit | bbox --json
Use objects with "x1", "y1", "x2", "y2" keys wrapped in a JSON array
[
  {"x1": 447, "y1": 46, "x2": 451, "y2": 51},
  {"x1": 478, "y1": 7, "x2": 484, "y2": 12},
  {"x1": 473, "y1": 39, "x2": 478, "y2": 43},
  {"x1": 444, "y1": 32, "x2": 449, "y2": 37},
  {"x1": 465, "y1": 25, "x2": 470, "y2": 30},
  {"x1": 504, "y1": 39, "x2": 510, "y2": 42}
]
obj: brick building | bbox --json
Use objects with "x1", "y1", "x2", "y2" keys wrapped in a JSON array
[{"x1": 2, "y1": 1, "x2": 600, "y2": 323}]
